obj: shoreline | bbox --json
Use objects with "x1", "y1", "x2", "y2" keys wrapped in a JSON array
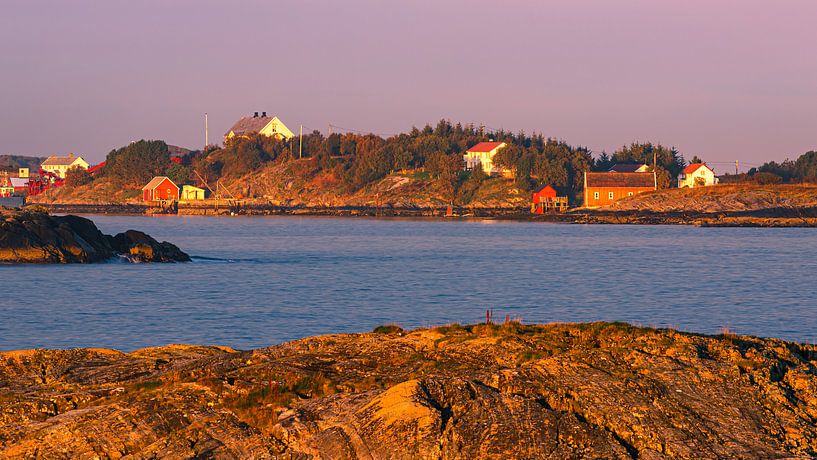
[{"x1": 29, "y1": 202, "x2": 817, "y2": 227}]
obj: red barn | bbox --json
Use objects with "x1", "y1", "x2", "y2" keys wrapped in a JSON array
[
  {"x1": 142, "y1": 176, "x2": 179, "y2": 202},
  {"x1": 583, "y1": 171, "x2": 655, "y2": 207}
]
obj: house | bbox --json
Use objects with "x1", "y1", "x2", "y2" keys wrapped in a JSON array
[
  {"x1": 225, "y1": 112, "x2": 294, "y2": 141},
  {"x1": 181, "y1": 185, "x2": 206, "y2": 201},
  {"x1": 463, "y1": 142, "x2": 508, "y2": 175},
  {"x1": 584, "y1": 171, "x2": 656, "y2": 207},
  {"x1": 609, "y1": 163, "x2": 649, "y2": 173},
  {"x1": 531, "y1": 184, "x2": 568, "y2": 214},
  {"x1": 142, "y1": 176, "x2": 179, "y2": 202},
  {"x1": 18, "y1": 168, "x2": 29, "y2": 178},
  {"x1": 41, "y1": 154, "x2": 89, "y2": 179},
  {"x1": 10, "y1": 177, "x2": 29, "y2": 194},
  {"x1": 678, "y1": 163, "x2": 717, "y2": 188}
]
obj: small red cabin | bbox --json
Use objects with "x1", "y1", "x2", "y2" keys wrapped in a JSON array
[
  {"x1": 531, "y1": 185, "x2": 568, "y2": 214},
  {"x1": 142, "y1": 176, "x2": 179, "y2": 202}
]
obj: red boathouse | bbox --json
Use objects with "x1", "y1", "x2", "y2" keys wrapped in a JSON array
[{"x1": 142, "y1": 176, "x2": 179, "y2": 202}]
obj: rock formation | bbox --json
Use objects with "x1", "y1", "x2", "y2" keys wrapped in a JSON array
[
  {"x1": 1, "y1": 322, "x2": 817, "y2": 458},
  {"x1": 0, "y1": 209, "x2": 190, "y2": 263}
]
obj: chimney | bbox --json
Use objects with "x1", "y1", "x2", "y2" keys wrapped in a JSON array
[
  {"x1": 68, "y1": 153, "x2": 74, "y2": 158},
  {"x1": 262, "y1": 111, "x2": 267, "y2": 117},
  {"x1": 253, "y1": 112, "x2": 259, "y2": 118}
]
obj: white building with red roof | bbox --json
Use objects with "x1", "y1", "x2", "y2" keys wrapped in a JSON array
[
  {"x1": 463, "y1": 141, "x2": 508, "y2": 175},
  {"x1": 679, "y1": 163, "x2": 717, "y2": 188}
]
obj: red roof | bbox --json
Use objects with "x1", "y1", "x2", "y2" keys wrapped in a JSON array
[
  {"x1": 683, "y1": 163, "x2": 711, "y2": 174},
  {"x1": 466, "y1": 142, "x2": 505, "y2": 153},
  {"x1": 87, "y1": 161, "x2": 106, "y2": 174}
]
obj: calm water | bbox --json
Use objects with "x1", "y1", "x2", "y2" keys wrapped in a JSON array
[{"x1": 1, "y1": 215, "x2": 816, "y2": 350}]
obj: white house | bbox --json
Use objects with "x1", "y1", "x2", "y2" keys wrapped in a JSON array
[
  {"x1": 225, "y1": 112, "x2": 294, "y2": 141},
  {"x1": 41, "y1": 154, "x2": 89, "y2": 178},
  {"x1": 463, "y1": 142, "x2": 508, "y2": 175},
  {"x1": 679, "y1": 163, "x2": 717, "y2": 188}
]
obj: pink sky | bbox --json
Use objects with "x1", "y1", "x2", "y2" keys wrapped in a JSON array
[{"x1": 1, "y1": 0, "x2": 815, "y2": 170}]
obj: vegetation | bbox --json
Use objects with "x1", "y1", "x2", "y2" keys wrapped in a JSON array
[
  {"x1": 44, "y1": 120, "x2": 817, "y2": 206},
  {"x1": 102, "y1": 140, "x2": 172, "y2": 186},
  {"x1": 64, "y1": 166, "x2": 92, "y2": 187},
  {"x1": 746, "y1": 151, "x2": 817, "y2": 184}
]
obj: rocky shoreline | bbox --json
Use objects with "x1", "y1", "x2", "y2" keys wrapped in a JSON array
[
  {"x1": 31, "y1": 203, "x2": 817, "y2": 227},
  {"x1": 0, "y1": 210, "x2": 190, "y2": 263},
  {"x1": 1, "y1": 322, "x2": 816, "y2": 458}
]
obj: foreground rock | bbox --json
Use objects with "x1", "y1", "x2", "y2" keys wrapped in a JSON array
[
  {"x1": 0, "y1": 210, "x2": 190, "y2": 263},
  {"x1": 1, "y1": 322, "x2": 816, "y2": 458}
]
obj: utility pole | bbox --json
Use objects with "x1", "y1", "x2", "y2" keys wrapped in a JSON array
[
  {"x1": 735, "y1": 160, "x2": 739, "y2": 175},
  {"x1": 204, "y1": 113, "x2": 209, "y2": 150},
  {"x1": 328, "y1": 124, "x2": 332, "y2": 137},
  {"x1": 299, "y1": 125, "x2": 303, "y2": 159},
  {"x1": 653, "y1": 150, "x2": 658, "y2": 189}
]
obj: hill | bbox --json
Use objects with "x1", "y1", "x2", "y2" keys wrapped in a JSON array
[
  {"x1": 1, "y1": 322, "x2": 816, "y2": 458},
  {"x1": 31, "y1": 157, "x2": 531, "y2": 209},
  {"x1": 0, "y1": 155, "x2": 46, "y2": 172}
]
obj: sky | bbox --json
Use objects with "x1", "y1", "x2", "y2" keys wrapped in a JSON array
[{"x1": 0, "y1": 0, "x2": 815, "y2": 170}]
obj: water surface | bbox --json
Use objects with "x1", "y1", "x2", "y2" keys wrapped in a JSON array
[{"x1": 1, "y1": 215, "x2": 815, "y2": 350}]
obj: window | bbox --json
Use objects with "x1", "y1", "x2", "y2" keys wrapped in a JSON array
[
  {"x1": 594, "y1": 192, "x2": 599, "y2": 200},
  {"x1": 608, "y1": 192, "x2": 614, "y2": 200},
  {"x1": 628, "y1": 192, "x2": 633, "y2": 197}
]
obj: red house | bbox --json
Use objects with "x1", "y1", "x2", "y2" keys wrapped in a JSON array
[
  {"x1": 531, "y1": 185, "x2": 567, "y2": 213},
  {"x1": 142, "y1": 176, "x2": 179, "y2": 202}
]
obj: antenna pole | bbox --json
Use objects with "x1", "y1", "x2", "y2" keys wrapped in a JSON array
[
  {"x1": 735, "y1": 160, "x2": 739, "y2": 175},
  {"x1": 204, "y1": 113, "x2": 209, "y2": 150},
  {"x1": 299, "y1": 125, "x2": 303, "y2": 159}
]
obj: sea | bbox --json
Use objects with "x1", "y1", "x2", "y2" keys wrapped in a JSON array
[{"x1": 2, "y1": 215, "x2": 816, "y2": 350}]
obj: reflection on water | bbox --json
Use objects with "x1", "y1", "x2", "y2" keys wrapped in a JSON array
[{"x1": 1, "y1": 215, "x2": 815, "y2": 350}]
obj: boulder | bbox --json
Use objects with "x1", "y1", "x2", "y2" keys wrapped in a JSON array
[{"x1": 0, "y1": 210, "x2": 189, "y2": 263}]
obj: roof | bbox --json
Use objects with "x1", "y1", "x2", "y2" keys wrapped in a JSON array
[
  {"x1": 41, "y1": 155, "x2": 83, "y2": 166},
  {"x1": 87, "y1": 161, "x2": 106, "y2": 174},
  {"x1": 142, "y1": 176, "x2": 178, "y2": 191},
  {"x1": 10, "y1": 178, "x2": 28, "y2": 187},
  {"x1": 585, "y1": 172, "x2": 655, "y2": 188},
  {"x1": 533, "y1": 184, "x2": 557, "y2": 195},
  {"x1": 609, "y1": 163, "x2": 648, "y2": 173},
  {"x1": 225, "y1": 116, "x2": 275, "y2": 136},
  {"x1": 466, "y1": 142, "x2": 506, "y2": 153},
  {"x1": 683, "y1": 163, "x2": 712, "y2": 174},
  {"x1": 182, "y1": 185, "x2": 204, "y2": 191}
]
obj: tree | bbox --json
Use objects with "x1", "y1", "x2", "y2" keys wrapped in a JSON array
[
  {"x1": 613, "y1": 143, "x2": 685, "y2": 186},
  {"x1": 690, "y1": 155, "x2": 704, "y2": 164},
  {"x1": 104, "y1": 140, "x2": 171, "y2": 186},
  {"x1": 593, "y1": 151, "x2": 614, "y2": 172},
  {"x1": 793, "y1": 151, "x2": 817, "y2": 182},
  {"x1": 65, "y1": 166, "x2": 92, "y2": 187},
  {"x1": 166, "y1": 164, "x2": 191, "y2": 185}
]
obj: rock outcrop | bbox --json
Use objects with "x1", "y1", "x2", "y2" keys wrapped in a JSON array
[
  {"x1": 1, "y1": 322, "x2": 817, "y2": 458},
  {"x1": 0, "y1": 209, "x2": 190, "y2": 263}
]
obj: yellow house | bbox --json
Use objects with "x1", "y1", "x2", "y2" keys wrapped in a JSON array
[
  {"x1": 41, "y1": 154, "x2": 89, "y2": 178},
  {"x1": 181, "y1": 185, "x2": 206, "y2": 201},
  {"x1": 463, "y1": 142, "x2": 508, "y2": 175},
  {"x1": 224, "y1": 112, "x2": 294, "y2": 141}
]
